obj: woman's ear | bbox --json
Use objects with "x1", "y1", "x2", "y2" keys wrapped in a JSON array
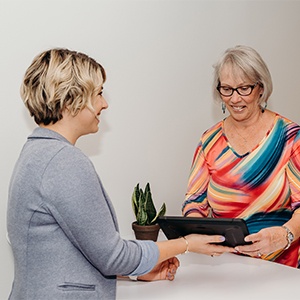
[{"x1": 259, "y1": 84, "x2": 264, "y2": 97}]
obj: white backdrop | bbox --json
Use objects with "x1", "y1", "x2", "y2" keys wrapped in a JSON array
[{"x1": 1, "y1": 0, "x2": 300, "y2": 298}]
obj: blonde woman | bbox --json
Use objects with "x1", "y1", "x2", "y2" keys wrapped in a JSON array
[{"x1": 7, "y1": 48, "x2": 234, "y2": 300}]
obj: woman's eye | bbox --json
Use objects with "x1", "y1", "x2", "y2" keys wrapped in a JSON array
[{"x1": 240, "y1": 86, "x2": 250, "y2": 91}]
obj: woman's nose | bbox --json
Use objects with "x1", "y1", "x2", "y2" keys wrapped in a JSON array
[
  {"x1": 102, "y1": 97, "x2": 109, "y2": 109},
  {"x1": 229, "y1": 90, "x2": 241, "y2": 102}
]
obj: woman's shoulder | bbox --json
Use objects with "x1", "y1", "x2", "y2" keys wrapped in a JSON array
[
  {"x1": 271, "y1": 113, "x2": 300, "y2": 142},
  {"x1": 202, "y1": 120, "x2": 223, "y2": 139},
  {"x1": 273, "y1": 112, "x2": 300, "y2": 132},
  {"x1": 274, "y1": 112, "x2": 300, "y2": 126},
  {"x1": 54, "y1": 144, "x2": 92, "y2": 169},
  {"x1": 27, "y1": 129, "x2": 94, "y2": 174}
]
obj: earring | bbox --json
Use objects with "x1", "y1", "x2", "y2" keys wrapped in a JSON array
[
  {"x1": 222, "y1": 102, "x2": 226, "y2": 114},
  {"x1": 261, "y1": 102, "x2": 267, "y2": 113}
]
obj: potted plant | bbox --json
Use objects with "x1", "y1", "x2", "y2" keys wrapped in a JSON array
[{"x1": 131, "y1": 182, "x2": 166, "y2": 241}]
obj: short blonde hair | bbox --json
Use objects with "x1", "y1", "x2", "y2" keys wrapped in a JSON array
[
  {"x1": 212, "y1": 45, "x2": 273, "y2": 105},
  {"x1": 20, "y1": 48, "x2": 106, "y2": 125}
]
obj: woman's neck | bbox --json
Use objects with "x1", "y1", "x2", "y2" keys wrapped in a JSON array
[
  {"x1": 40, "y1": 121, "x2": 78, "y2": 145},
  {"x1": 228, "y1": 109, "x2": 266, "y2": 130}
]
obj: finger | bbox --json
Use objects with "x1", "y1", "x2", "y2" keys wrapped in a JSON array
[
  {"x1": 204, "y1": 235, "x2": 226, "y2": 244},
  {"x1": 244, "y1": 232, "x2": 260, "y2": 243},
  {"x1": 208, "y1": 244, "x2": 235, "y2": 252},
  {"x1": 235, "y1": 243, "x2": 261, "y2": 253},
  {"x1": 169, "y1": 257, "x2": 180, "y2": 268},
  {"x1": 171, "y1": 265, "x2": 179, "y2": 274},
  {"x1": 234, "y1": 247, "x2": 261, "y2": 257},
  {"x1": 166, "y1": 271, "x2": 175, "y2": 281},
  {"x1": 167, "y1": 264, "x2": 177, "y2": 273}
]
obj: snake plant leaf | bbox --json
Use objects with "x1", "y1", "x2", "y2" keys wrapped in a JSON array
[
  {"x1": 137, "y1": 209, "x2": 148, "y2": 226},
  {"x1": 132, "y1": 182, "x2": 167, "y2": 226},
  {"x1": 144, "y1": 182, "x2": 150, "y2": 194},
  {"x1": 131, "y1": 183, "x2": 140, "y2": 218},
  {"x1": 150, "y1": 202, "x2": 166, "y2": 225},
  {"x1": 137, "y1": 192, "x2": 148, "y2": 225},
  {"x1": 144, "y1": 183, "x2": 156, "y2": 223}
]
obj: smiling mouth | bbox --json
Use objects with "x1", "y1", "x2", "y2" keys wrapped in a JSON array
[{"x1": 231, "y1": 106, "x2": 245, "y2": 112}]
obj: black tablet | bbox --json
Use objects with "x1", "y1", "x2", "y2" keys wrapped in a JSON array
[{"x1": 157, "y1": 216, "x2": 250, "y2": 247}]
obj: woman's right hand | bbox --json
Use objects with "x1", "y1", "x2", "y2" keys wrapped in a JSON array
[
  {"x1": 185, "y1": 234, "x2": 236, "y2": 256},
  {"x1": 156, "y1": 233, "x2": 235, "y2": 264}
]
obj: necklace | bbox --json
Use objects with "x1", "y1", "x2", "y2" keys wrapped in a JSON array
[
  {"x1": 230, "y1": 122, "x2": 249, "y2": 143},
  {"x1": 227, "y1": 113, "x2": 264, "y2": 145}
]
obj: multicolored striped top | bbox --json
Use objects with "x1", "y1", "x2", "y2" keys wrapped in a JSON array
[{"x1": 182, "y1": 113, "x2": 300, "y2": 267}]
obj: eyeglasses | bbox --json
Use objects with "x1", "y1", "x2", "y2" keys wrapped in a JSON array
[{"x1": 217, "y1": 82, "x2": 259, "y2": 97}]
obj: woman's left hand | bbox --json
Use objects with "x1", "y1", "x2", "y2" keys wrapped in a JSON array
[
  {"x1": 234, "y1": 226, "x2": 287, "y2": 258},
  {"x1": 138, "y1": 257, "x2": 180, "y2": 281}
]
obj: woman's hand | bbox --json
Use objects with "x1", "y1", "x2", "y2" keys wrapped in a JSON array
[
  {"x1": 185, "y1": 234, "x2": 236, "y2": 257},
  {"x1": 234, "y1": 226, "x2": 287, "y2": 258},
  {"x1": 138, "y1": 257, "x2": 180, "y2": 281}
]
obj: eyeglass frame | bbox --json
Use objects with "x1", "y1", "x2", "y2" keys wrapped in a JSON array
[{"x1": 216, "y1": 81, "x2": 259, "y2": 97}]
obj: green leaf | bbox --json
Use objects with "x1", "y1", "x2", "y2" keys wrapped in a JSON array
[
  {"x1": 150, "y1": 202, "x2": 166, "y2": 225},
  {"x1": 137, "y1": 192, "x2": 148, "y2": 225},
  {"x1": 144, "y1": 183, "x2": 156, "y2": 223},
  {"x1": 145, "y1": 182, "x2": 150, "y2": 194},
  {"x1": 131, "y1": 183, "x2": 140, "y2": 218},
  {"x1": 157, "y1": 203, "x2": 166, "y2": 217},
  {"x1": 132, "y1": 182, "x2": 167, "y2": 226}
]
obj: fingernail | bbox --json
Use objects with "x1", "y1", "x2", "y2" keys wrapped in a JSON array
[{"x1": 220, "y1": 236, "x2": 225, "y2": 242}]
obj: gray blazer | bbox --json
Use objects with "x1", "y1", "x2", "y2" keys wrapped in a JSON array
[{"x1": 7, "y1": 128, "x2": 158, "y2": 299}]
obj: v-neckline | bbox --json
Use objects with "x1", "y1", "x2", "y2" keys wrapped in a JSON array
[{"x1": 221, "y1": 113, "x2": 278, "y2": 157}]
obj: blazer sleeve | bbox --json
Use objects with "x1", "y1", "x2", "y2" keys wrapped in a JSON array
[{"x1": 41, "y1": 145, "x2": 158, "y2": 276}]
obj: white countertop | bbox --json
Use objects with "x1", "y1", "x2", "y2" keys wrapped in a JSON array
[{"x1": 117, "y1": 252, "x2": 300, "y2": 300}]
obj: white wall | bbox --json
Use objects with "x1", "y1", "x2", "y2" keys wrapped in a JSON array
[{"x1": 1, "y1": 0, "x2": 300, "y2": 298}]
